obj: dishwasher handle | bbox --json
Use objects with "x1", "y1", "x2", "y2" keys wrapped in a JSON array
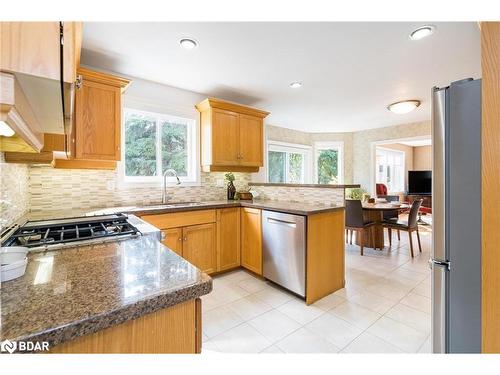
[{"x1": 266, "y1": 217, "x2": 297, "y2": 228}]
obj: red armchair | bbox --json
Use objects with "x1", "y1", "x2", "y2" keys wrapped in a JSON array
[{"x1": 376, "y1": 183, "x2": 388, "y2": 196}]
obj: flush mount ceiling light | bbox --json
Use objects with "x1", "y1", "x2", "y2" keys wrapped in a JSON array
[
  {"x1": 0, "y1": 120, "x2": 15, "y2": 137},
  {"x1": 289, "y1": 82, "x2": 303, "y2": 89},
  {"x1": 387, "y1": 100, "x2": 421, "y2": 114},
  {"x1": 179, "y1": 38, "x2": 198, "y2": 50},
  {"x1": 409, "y1": 25, "x2": 435, "y2": 41}
]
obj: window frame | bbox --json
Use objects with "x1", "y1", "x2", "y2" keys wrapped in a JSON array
[
  {"x1": 313, "y1": 141, "x2": 344, "y2": 184},
  {"x1": 266, "y1": 141, "x2": 313, "y2": 184},
  {"x1": 375, "y1": 146, "x2": 406, "y2": 193},
  {"x1": 118, "y1": 107, "x2": 200, "y2": 187}
]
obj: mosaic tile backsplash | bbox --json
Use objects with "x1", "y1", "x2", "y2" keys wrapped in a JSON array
[
  {"x1": 29, "y1": 166, "x2": 251, "y2": 212},
  {"x1": 250, "y1": 185, "x2": 345, "y2": 206},
  {"x1": 0, "y1": 153, "x2": 30, "y2": 230}
]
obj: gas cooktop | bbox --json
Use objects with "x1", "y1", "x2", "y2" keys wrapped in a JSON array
[{"x1": 1, "y1": 214, "x2": 140, "y2": 251}]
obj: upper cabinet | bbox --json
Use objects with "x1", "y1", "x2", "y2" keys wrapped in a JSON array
[
  {"x1": 0, "y1": 22, "x2": 82, "y2": 84},
  {"x1": 0, "y1": 22, "x2": 82, "y2": 153},
  {"x1": 72, "y1": 67, "x2": 130, "y2": 161},
  {"x1": 196, "y1": 98, "x2": 269, "y2": 172}
]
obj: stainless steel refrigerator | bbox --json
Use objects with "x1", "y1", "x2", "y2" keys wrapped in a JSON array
[{"x1": 431, "y1": 78, "x2": 481, "y2": 353}]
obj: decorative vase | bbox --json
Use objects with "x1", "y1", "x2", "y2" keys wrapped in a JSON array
[{"x1": 227, "y1": 181, "x2": 236, "y2": 200}]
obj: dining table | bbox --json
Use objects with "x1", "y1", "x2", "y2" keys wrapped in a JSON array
[{"x1": 355, "y1": 202, "x2": 411, "y2": 249}]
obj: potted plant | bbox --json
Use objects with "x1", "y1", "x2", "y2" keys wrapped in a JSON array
[{"x1": 225, "y1": 172, "x2": 237, "y2": 200}]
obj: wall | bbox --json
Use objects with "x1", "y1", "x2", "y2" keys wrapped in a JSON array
[
  {"x1": 0, "y1": 152, "x2": 30, "y2": 230},
  {"x1": 29, "y1": 166, "x2": 250, "y2": 212},
  {"x1": 352, "y1": 121, "x2": 431, "y2": 192},
  {"x1": 265, "y1": 125, "x2": 354, "y2": 183},
  {"x1": 413, "y1": 145, "x2": 432, "y2": 170},
  {"x1": 26, "y1": 73, "x2": 252, "y2": 213},
  {"x1": 377, "y1": 143, "x2": 414, "y2": 192},
  {"x1": 250, "y1": 185, "x2": 345, "y2": 206}
]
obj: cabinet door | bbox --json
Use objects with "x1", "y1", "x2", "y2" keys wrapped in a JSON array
[
  {"x1": 217, "y1": 208, "x2": 241, "y2": 272},
  {"x1": 75, "y1": 79, "x2": 121, "y2": 160},
  {"x1": 183, "y1": 223, "x2": 217, "y2": 274},
  {"x1": 238, "y1": 114, "x2": 263, "y2": 167},
  {"x1": 241, "y1": 208, "x2": 262, "y2": 275},
  {"x1": 211, "y1": 108, "x2": 239, "y2": 165},
  {"x1": 161, "y1": 228, "x2": 183, "y2": 256}
]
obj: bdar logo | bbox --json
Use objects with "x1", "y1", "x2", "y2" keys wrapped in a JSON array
[{"x1": 1, "y1": 339, "x2": 17, "y2": 353}]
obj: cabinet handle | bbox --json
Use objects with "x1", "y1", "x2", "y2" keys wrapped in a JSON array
[
  {"x1": 75, "y1": 75, "x2": 83, "y2": 90},
  {"x1": 178, "y1": 237, "x2": 182, "y2": 242},
  {"x1": 183, "y1": 237, "x2": 187, "y2": 241},
  {"x1": 161, "y1": 232, "x2": 166, "y2": 240}
]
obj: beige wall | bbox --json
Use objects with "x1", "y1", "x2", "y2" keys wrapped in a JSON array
[
  {"x1": 413, "y1": 145, "x2": 432, "y2": 170},
  {"x1": 352, "y1": 121, "x2": 431, "y2": 192},
  {"x1": 0, "y1": 152, "x2": 30, "y2": 230},
  {"x1": 265, "y1": 125, "x2": 354, "y2": 183},
  {"x1": 377, "y1": 143, "x2": 414, "y2": 192},
  {"x1": 266, "y1": 121, "x2": 431, "y2": 191}
]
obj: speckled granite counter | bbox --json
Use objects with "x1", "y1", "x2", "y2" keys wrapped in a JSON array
[
  {"x1": 0, "y1": 236, "x2": 212, "y2": 348},
  {"x1": 22, "y1": 200, "x2": 344, "y2": 223}
]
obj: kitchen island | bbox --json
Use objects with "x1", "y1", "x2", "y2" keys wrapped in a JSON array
[{"x1": 0, "y1": 235, "x2": 212, "y2": 353}]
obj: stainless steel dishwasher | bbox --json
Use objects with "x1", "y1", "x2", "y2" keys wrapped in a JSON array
[{"x1": 262, "y1": 210, "x2": 306, "y2": 297}]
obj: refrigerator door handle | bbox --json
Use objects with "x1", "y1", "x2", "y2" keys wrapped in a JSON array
[
  {"x1": 429, "y1": 258, "x2": 451, "y2": 271},
  {"x1": 431, "y1": 260, "x2": 449, "y2": 353}
]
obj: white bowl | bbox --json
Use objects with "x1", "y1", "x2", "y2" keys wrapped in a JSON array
[
  {"x1": 1, "y1": 247, "x2": 28, "y2": 265},
  {"x1": 1, "y1": 257, "x2": 28, "y2": 282},
  {"x1": 390, "y1": 202, "x2": 402, "y2": 207}
]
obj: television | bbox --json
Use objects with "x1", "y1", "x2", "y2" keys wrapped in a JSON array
[{"x1": 408, "y1": 170, "x2": 432, "y2": 195}]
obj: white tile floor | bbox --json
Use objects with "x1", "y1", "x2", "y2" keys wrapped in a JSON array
[{"x1": 201, "y1": 222, "x2": 432, "y2": 353}]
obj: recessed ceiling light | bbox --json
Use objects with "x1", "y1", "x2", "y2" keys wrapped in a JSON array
[
  {"x1": 290, "y1": 82, "x2": 302, "y2": 89},
  {"x1": 409, "y1": 25, "x2": 435, "y2": 41},
  {"x1": 387, "y1": 100, "x2": 421, "y2": 114},
  {"x1": 179, "y1": 38, "x2": 198, "y2": 50},
  {"x1": 0, "y1": 120, "x2": 15, "y2": 137}
]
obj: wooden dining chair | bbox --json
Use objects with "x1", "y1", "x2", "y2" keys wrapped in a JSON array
[
  {"x1": 345, "y1": 199, "x2": 376, "y2": 256},
  {"x1": 382, "y1": 199, "x2": 423, "y2": 257}
]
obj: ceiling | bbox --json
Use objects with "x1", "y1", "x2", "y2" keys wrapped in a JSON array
[{"x1": 81, "y1": 22, "x2": 480, "y2": 132}]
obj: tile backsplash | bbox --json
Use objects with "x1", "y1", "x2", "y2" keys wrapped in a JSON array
[
  {"x1": 29, "y1": 166, "x2": 251, "y2": 212},
  {"x1": 0, "y1": 153, "x2": 30, "y2": 230},
  {"x1": 251, "y1": 185, "x2": 345, "y2": 206}
]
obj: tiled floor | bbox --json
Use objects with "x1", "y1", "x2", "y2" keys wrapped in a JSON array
[{"x1": 201, "y1": 222, "x2": 432, "y2": 354}]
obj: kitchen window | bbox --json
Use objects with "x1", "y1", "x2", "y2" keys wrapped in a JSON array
[
  {"x1": 314, "y1": 141, "x2": 343, "y2": 184},
  {"x1": 267, "y1": 142, "x2": 312, "y2": 183},
  {"x1": 376, "y1": 147, "x2": 405, "y2": 193},
  {"x1": 121, "y1": 108, "x2": 199, "y2": 184}
]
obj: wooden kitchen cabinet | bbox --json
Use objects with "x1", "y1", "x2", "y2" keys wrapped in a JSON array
[
  {"x1": 182, "y1": 223, "x2": 217, "y2": 274},
  {"x1": 73, "y1": 67, "x2": 130, "y2": 161},
  {"x1": 161, "y1": 228, "x2": 183, "y2": 256},
  {"x1": 239, "y1": 114, "x2": 264, "y2": 167},
  {"x1": 240, "y1": 207, "x2": 263, "y2": 275},
  {"x1": 0, "y1": 22, "x2": 82, "y2": 83},
  {"x1": 217, "y1": 208, "x2": 241, "y2": 271},
  {"x1": 196, "y1": 98, "x2": 269, "y2": 173}
]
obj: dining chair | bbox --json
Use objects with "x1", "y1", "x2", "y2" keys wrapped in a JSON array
[
  {"x1": 382, "y1": 199, "x2": 423, "y2": 257},
  {"x1": 345, "y1": 199, "x2": 376, "y2": 256}
]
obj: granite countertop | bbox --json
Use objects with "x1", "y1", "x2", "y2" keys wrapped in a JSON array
[
  {"x1": 22, "y1": 200, "x2": 344, "y2": 223},
  {"x1": 0, "y1": 236, "x2": 212, "y2": 348}
]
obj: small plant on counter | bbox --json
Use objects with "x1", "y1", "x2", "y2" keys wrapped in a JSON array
[
  {"x1": 346, "y1": 187, "x2": 367, "y2": 201},
  {"x1": 225, "y1": 172, "x2": 236, "y2": 200}
]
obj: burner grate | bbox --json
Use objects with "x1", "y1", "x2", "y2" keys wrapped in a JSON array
[{"x1": 2, "y1": 214, "x2": 139, "y2": 249}]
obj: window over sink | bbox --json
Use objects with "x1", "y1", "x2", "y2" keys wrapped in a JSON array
[{"x1": 121, "y1": 108, "x2": 199, "y2": 185}]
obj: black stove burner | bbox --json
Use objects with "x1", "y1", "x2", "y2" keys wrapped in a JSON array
[{"x1": 2, "y1": 214, "x2": 139, "y2": 249}]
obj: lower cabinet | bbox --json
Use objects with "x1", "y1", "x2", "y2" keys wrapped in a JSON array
[
  {"x1": 217, "y1": 207, "x2": 241, "y2": 271},
  {"x1": 183, "y1": 223, "x2": 217, "y2": 274},
  {"x1": 241, "y1": 207, "x2": 263, "y2": 275},
  {"x1": 161, "y1": 228, "x2": 183, "y2": 256}
]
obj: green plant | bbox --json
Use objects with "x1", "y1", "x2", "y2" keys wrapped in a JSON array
[
  {"x1": 346, "y1": 188, "x2": 367, "y2": 200},
  {"x1": 224, "y1": 172, "x2": 235, "y2": 184}
]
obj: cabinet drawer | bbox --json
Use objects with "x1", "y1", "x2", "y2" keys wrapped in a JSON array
[{"x1": 141, "y1": 209, "x2": 216, "y2": 229}]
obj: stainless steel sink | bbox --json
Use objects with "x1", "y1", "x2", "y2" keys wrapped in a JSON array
[{"x1": 141, "y1": 202, "x2": 206, "y2": 210}]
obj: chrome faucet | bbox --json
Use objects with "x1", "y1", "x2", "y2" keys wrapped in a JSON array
[{"x1": 162, "y1": 169, "x2": 181, "y2": 203}]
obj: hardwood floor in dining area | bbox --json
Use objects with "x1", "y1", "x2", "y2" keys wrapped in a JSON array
[{"x1": 201, "y1": 219, "x2": 432, "y2": 353}]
